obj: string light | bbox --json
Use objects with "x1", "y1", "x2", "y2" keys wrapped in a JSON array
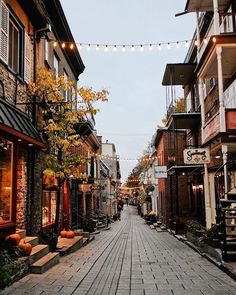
[
  {"x1": 48, "y1": 38, "x2": 196, "y2": 53},
  {"x1": 88, "y1": 151, "x2": 160, "y2": 162}
]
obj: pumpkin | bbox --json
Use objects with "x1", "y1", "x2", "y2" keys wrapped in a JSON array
[
  {"x1": 66, "y1": 230, "x2": 75, "y2": 239},
  {"x1": 8, "y1": 233, "x2": 21, "y2": 245},
  {"x1": 18, "y1": 241, "x2": 32, "y2": 255},
  {"x1": 60, "y1": 230, "x2": 67, "y2": 238}
]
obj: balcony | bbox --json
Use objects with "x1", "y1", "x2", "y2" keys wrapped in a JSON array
[{"x1": 162, "y1": 63, "x2": 200, "y2": 130}]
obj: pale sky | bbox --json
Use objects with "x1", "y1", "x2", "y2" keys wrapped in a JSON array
[{"x1": 60, "y1": 0, "x2": 196, "y2": 181}]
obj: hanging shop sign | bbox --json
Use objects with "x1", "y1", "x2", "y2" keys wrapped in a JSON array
[
  {"x1": 154, "y1": 165, "x2": 167, "y2": 179},
  {"x1": 183, "y1": 148, "x2": 210, "y2": 164}
]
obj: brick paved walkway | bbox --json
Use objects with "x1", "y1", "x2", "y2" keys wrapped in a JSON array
[{"x1": 2, "y1": 206, "x2": 236, "y2": 295}]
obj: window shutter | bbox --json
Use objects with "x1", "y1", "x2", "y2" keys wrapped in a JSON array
[
  {"x1": 24, "y1": 33, "x2": 32, "y2": 83},
  {"x1": 0, "y1": 0, "x2": 9, "y2": 64}
]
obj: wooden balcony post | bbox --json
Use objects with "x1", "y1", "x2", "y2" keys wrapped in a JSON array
[
  {"x1": 204, "y1": 163, "x2": 212, "y2": 228},
  {"x1": 213, "y1": 0, "x2": 220, "y2": 35},
  {"x1": 216, "y1": 46, "x2": 226, "y2": 133}
]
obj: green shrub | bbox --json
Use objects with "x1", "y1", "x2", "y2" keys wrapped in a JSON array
[
  {"x1": 0, "y1": 240, "x2": 28, "y2": 290},
  {"x1": 186, "y1": 220, "x2": 205, "y2": 234}
]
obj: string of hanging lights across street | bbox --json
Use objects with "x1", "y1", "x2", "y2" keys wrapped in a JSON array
[
  {"x1": 89, "y1": 153, "x2": 159, "y2": 162},
  {"x1": 51, "y1": 36, "x2": 216, "y2": 53}
]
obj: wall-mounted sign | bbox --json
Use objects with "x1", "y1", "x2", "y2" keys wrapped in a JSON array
[
  {"x1": 183, "y1": 148, "x2": 210, "y2": 164},
  {"x1": 154, "y1": 165, "x2": 167, "y2": 179}
]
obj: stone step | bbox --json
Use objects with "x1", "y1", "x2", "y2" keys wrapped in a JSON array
[
  {"x1": 74, "y1": 230, "x2": 90, "y2": 238},
  {"x1": 29, "y1": 244, "x2": 49, "y2": 265},
  {"x1": 83, "y1": 235, "x2": 95, "y2": 247},
  {"x1": 30, "y1": 252, "x2": 60, "y2": 274},
  {"x1": 56, "y1": 236, "x2": 83, "y2": 256},
  {"x1": 16, "y1": 229, "x2": 26, "y2": 239},
  {"x1": 21, "y1": 236, "x2": 39, "y2": 247}
]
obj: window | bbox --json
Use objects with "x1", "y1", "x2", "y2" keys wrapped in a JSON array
[
  {"x1": 53, "y1": 52, "x2": 60, "y2": 77},
  {"x1": 42, "y1": 191, "x2": 57, "y2": 226},
  {"x1": 0, "y1": 2, "x2": 32, "y2": 81},
  {"x1": 8, "y1": 18, "x2": 19, "y2": 73},
  {"x1": 45, "y1": 39, "x2": 49, "y2": 62},
  {"x1": 63, "y1": 70, "x2": 69, "y2": 101},
  {"x1": 209, "y1": 78, "x2": 216, "y2": 93},
  {"x1": 0, "y1": 138, "x2": 13, "y2": 225}
]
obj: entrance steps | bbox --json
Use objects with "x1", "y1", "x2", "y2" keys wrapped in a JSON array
[
  {"x1": 16, "y1": 229, "x2": 59, "y2": 274},
  {"x1": 56, "y1": 236, "x2": 83, "y2": 256}
]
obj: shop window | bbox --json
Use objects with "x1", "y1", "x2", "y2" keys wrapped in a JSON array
[
  {"x1": 0, "y1": 138, "x2": 13, "y2": 225},
  {"x1": 42, "y1": 191, "x2": 57, "y2": 226}
]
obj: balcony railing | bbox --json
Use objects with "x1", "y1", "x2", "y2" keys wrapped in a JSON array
[
  {"x1": 220, "y1": 13, "x2": 236, "y2": 34},
  {"x1": 224, "y1": 78, "x2": 236, "y2": 109},
  {"x1": 166, "y1": 96, "x2": 195, "y2": 119},
  {"x1": 198, "y1": 13, "x2": 236, "y2": 62}
]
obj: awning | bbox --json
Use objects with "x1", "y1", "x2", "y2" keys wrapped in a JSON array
[
  {"x1": 168, "y1": 165, "x2": 203, "y2": 175},
  {"x1": 0, "y1": 98, "x2": 45, "y2": 147},
  {"x1": 185, "y1": 0, "x2": 231, "y2": 12},
  {"x1": 162, "y1": 63, "x2": 196, "y2": 86},
  {"x1": 167, "y1": 112, "x2": 201, "y2": 130}
]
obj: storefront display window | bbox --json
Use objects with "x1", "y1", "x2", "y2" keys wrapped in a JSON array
[
  {"x1": 42, "y1": 191, "x2": 57, "y2": 226},
  {"x1": 0, "y1": 139, "x2": 13, "y2": 225}
]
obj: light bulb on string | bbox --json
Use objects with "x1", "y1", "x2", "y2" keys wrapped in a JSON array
[
  {"x1": 53, "y1": 41, "x2": 58, "y2": 48},
  {"x1": 96, "y1": 45, "x2": 100, "y2": 51},
  {"x1": 131, "y1": 45, "x2": 135, "y2": 52},
  {"x1": 79, "y1": 44, "x2": 83, "y2": 50},
  {"x1": 204, "y1": 38, "x2": 207, "y2": 44},
  {"x1": 70, "y1": 43, "x2": 74, "y2": 50},
  {"x1": 185, "y1": 40, "x2": 189, "y2": 47},
  {"x1": 122, "y1": 45, "x2": 126, "y2": 52},
  {"x1": 149, "y1": 44, "x2": 153, "y2": 51},
  {"x1": 167, "y1": 43, "x2": 171, "y2": 49},
  {"x1": 113, "y1": 45, "x2": 117, "y2": 52},
  {"x1": 61, "y1": 42, "x2": 66, "y2": 48},
  {"x1": 105, "y1": 45, "x2": 108, "y2": 52},
  {"x1": 158, "y1": 44, "x2": 162, "y2": 50},
  {"x1": 140, "y1": 45, "x2": 144, "y2": 52},
  {"x1": 176, "y1": 42, "x2": 180, "y2": 48},
  {"x1": 87, "y1": 44, "x2": 91, "y2": 51}
]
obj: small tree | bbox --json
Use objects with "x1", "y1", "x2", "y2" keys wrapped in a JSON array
[{"x1": 28, "y1": 69, "x2": 108, "y2": 233}]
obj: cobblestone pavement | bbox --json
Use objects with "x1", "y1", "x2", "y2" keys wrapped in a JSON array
[{"x1": 2, "y1": 206, "x2": 236, "y2": 295}]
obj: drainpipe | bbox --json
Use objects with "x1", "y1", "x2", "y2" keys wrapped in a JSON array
[
  {"x1": 196, "y1": 10, "x2": 201, "y2": 63},
  {"x1": 222, "y1": 145, "x2": 228, "y2": 198},
  {"x1": 199, "y1": 77, "x2": 206, "y2": 143}
]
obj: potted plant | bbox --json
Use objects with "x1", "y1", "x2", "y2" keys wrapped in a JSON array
[
  {"x1": 40, "y1": 231, "x2": 58, "y2": 252},
  {"x1": 186, "y1": 220, "x2": 205, "y2": 237},
  {"x1": 201, "y1": 224, "x2": 220, "y2": 248},
  {"x1": 148, "y1": 211, "x2": 158, "y2": 224}
]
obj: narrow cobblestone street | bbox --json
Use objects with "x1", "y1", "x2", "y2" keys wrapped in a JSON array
[{"x1": 2, "y1": 206, "x2": 236, "y2": 295}]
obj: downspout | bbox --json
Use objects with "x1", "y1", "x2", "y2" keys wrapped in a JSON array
[{"x1": 196, "y1": 10, "x2": 201, "y2": 63}]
